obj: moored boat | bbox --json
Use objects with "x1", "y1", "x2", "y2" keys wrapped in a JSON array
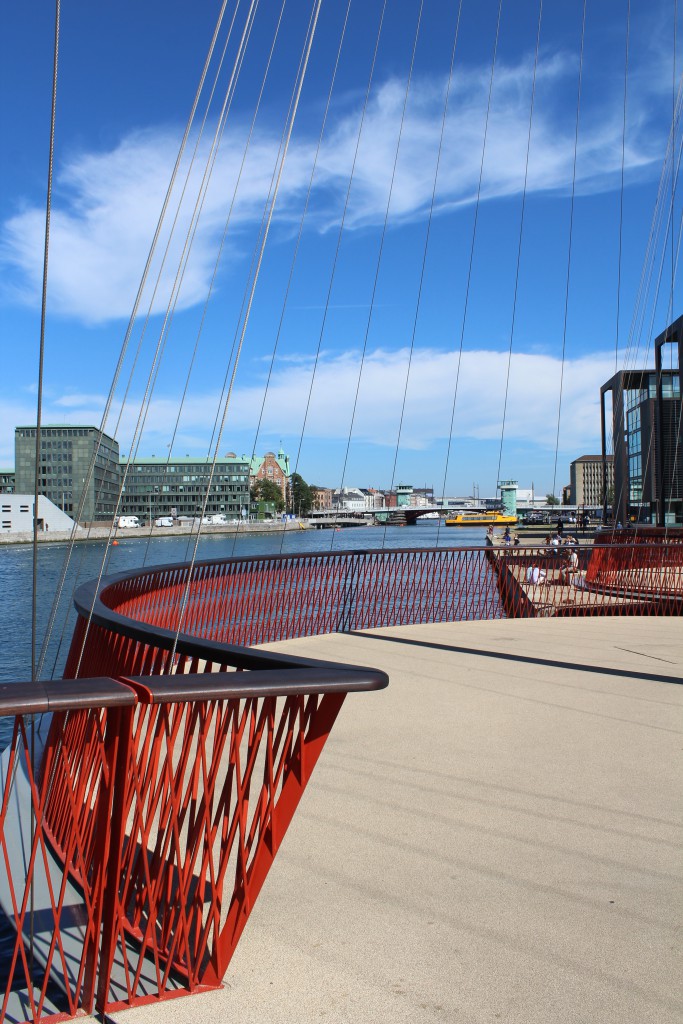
[{"x1": 445, "y1": 510, "x2": 518, "y2": 527}]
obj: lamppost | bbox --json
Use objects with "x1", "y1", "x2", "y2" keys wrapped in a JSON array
[{"x1": 149, "y1": 485, "x2": 159, "y2": 524}]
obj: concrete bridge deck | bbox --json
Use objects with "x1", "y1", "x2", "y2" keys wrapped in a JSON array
[{"x1": 113, "y1": 616, "x2": 682, "y2": 1024}]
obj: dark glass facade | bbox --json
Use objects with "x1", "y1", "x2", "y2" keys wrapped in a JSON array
[
  {"x1": 14, "y1": 426, "x2": 120, "y2": 522},
  {"x1": 120, "y1": 457, "x2": 250, "y2": 520}
]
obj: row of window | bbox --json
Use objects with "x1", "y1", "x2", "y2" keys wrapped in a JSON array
[
  {"x1": 41, "y1": 440, "x2": 73, "y2": 451},
  {"x1": 18, "y1": 428, "x2": 98, "y2": 438},
  {"x1": 625, "y1": 375, "x2": 681, "y2": 412},
  {"x1": 124, "y1": 485, "x2": 249, "y2": 495},
  {"x1": 131, "y1": 464, "x2": 248, "y2": 474}
]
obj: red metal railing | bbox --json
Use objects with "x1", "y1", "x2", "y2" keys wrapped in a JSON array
[
  {"x1": 584, "y1": 529, "x2": 683, "y2": 600},
  {"x1": 1, "y1": 670, "x2": 385, "y2": 1021},
  {"x1": 70, "y1": 547, "x2": 507, "y2": 666},
  {"x1": 69, "y1": 541, "x2": 683, "y2": 668},
  {"x1": 4, "y1": 535, "x2": 681, "y2": 1022},
  {"x1": 0, "y1": 679, "x2": 135, "y2": 1023}
]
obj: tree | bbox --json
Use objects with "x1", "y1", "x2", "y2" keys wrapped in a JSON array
[
  {"x1": 251, "y1": 479, "x2": 285, "y2": 511},
  {"x1": 545, "y1": 493, "x2": 560, "y2": 506},
  {"x1": 289, "y1": 473, "x2": 314, "y2": 516}
]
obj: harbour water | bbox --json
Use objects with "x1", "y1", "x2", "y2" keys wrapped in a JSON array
[{"x1": 0, "y1": 521, "x2": 489, "y2": 684}]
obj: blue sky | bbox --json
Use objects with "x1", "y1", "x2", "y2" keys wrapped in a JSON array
[{"x1": 1, "y1": 0, "x2": 680, "y2": 496}]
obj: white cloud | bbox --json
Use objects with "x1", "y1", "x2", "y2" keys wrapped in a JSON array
[
  {"x1": 0, "y1": 346, "x2": 614, "y2": 469},
  {"x1": 227, "y1": 346, "x2": 613, "y2": 455},
  {"x1": 0, "y1": 52, "x2": 664, "y2": 324}
]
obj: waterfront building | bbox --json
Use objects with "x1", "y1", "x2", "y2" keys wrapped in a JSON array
[
  {"x1": 498, "y1": 480, "x2": 518, "y2": 517},
  {"x1": 249, "y1": 448, "x2": 290, "y2": 503},
  {"x1": 600, "y1": 317, "x2": 681, "y2": 524},
  {"x1": 411, "y1": 486, "x2": 435, "y2": 507},
  {"x1": 360, "y1": 487, "x2": 386, "y2": 510},
  {"x1": 569, "y1": 455, "x2": 615, "y2": 507},
  {"x1": 332, "y1": 487, "x2": 366, "y2": 512},
  {"x1": 1, "y1": 494, "x2": 78, "y2": 533},
  {"x1": 396, "y1": 484, "x2": 413, "y2": 507},
  {"x1": 0, "y1": 469, "x2": 15, "y2": 493},
  {"x1": 311, "y1": 486, "x2": 334, "y2": 511},
  {"x1": 120, "y1": 455, "x2": 250, "y2": 520},
  {"x1": 14, "y1": 425, "x2": 120, "y2": 522}
]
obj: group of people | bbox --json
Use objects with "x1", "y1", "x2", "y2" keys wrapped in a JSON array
[
  {"x1": 526, "y1": 526, "x2": 581, "y2": 587},
  {"x1": 543, "y1": 531, "x2": 579, "y2": 553},
  {"x1": 486, "y1": 525, "x2": 520, "y2": 546}
]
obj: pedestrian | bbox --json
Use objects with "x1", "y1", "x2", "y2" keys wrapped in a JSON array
[
  {"x1": 525, "y1": 563, "x2": 546, "y2": 585},
  {"x1": 556, "y1": 515, "x2": 564, "y2": 536}
]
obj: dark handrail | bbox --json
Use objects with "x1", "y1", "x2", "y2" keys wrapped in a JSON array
[{"x1": 0, "y1": 677, "x2": 137, "y2": 717}]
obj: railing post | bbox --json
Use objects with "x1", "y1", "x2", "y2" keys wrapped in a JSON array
[{"x1": 93, "y1": 704, "x2": 134, "y2": 1016}]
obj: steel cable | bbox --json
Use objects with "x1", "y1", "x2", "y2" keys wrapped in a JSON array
[
  {"x1": 334, "y1": 0, "x2": 426, "y2": 549},
  {"x1": 435, "y1": 0, "x2": 504, "y2": 543},
  {"x1": 550, "y1": 0, "x2": 587, "y2": 502},
  {"x1": 38, "y1": 0, "x2": 235, "y2": 680},
  {"x1": 167, "y1": 0, "x2": 324, "y2": 666},
  {"x1": 382, "y1": 1, "x2": 464, "y2": 548}
]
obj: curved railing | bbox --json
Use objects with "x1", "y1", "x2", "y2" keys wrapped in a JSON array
[
  {"x1": 67, "y1": 541, "x2": 683, "y2": 676},
  {"x1": 585, "y1": 528, "x2": 683, "y2": 598},
  {"x1": 67, "y1": 546, "x2": 506, "y2": 679},
  {"x1": 3, "y1": 537, "x2": 682, "y2": 1023}
]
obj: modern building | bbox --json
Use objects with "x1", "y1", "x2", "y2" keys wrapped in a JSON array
[
  {"x1": 249, "y1": 449, "x2": 290, "y2": 502},
  {"x1": 120, "y1": 455, "x2": 250, "y2": 520},
  {"x1": 600, "y1": 315, "x2": 682, "y2": 524},
  {"x1": 396, "y1": 484, "x2": 413, "y2": 507},
  {"x1": 569, "y1": 455, "x2": 615, "y2": 507},
  {"x1": 498, "y1": 480, "x2": 518, "y2": 517},
  {"x1": 0, "y1": 494, "x2": 78, "y2": 534},
  {"x1": 0, "y1": 470, "x2": 15, "y2": 493},
  {"x1": 14, "y1": 425, "x2": 120, "y2": 522}
]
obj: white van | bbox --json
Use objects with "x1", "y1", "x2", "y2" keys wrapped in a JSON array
[
  {"x1": 116, "y1": 516, "x2": 140, "y2": 528},
  {"x1": 155, "y1": 516, "x2": 174, "y2": 528}
]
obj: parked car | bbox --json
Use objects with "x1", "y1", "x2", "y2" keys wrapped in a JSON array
[
  {"x1": 155, "y1": 516, "x2": 174, "y2": 528},
  {"x1": 116, "y1": 515, "x2": 140, "y2": 528}
]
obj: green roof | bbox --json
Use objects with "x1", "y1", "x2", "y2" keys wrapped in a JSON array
[
  {"x1": 249, "y1": 448, "x2": 290, "y2": 476},
  {"x1": 121, "y1": 455, "x2": 248, "y2": 465}
]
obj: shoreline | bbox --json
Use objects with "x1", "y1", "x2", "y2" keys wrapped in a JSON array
[{"x1": 0, "y1": 519, "x2": 309, "y2": 548}]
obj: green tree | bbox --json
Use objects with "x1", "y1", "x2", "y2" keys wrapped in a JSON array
[
  {"x1": 545, "y1": 493, "x2": 560, "y2": 506},
  {"x1": 251, "y1": 479, "x2": 285, "y2": 511},
  {"x1": 289, "y1": 472, "x2": 314, "y2": 516}
]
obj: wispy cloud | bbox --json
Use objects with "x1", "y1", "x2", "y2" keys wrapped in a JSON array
[
  {"x1": 0, "y1": 346, "x2": 615, "y2": 471},
  {"x1": 0, "y1": 49, "x2": 665, "y2": 324}
]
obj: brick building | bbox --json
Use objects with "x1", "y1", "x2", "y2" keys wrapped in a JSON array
[{"x1": 249, "y1": 449, "x2": 290, "y2": 502}]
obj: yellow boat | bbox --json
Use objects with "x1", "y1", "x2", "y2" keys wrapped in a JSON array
[{"x1": 445, "y1": 510, "x2": 518, "y2": 527}]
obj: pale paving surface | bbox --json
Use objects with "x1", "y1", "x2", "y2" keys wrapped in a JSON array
[{"x1": 113, "y1": 616, "x2": 683, "y2": 1024}]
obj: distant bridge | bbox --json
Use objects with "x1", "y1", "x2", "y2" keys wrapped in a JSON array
[
  {"x1": 309, "y1": 505, "x2": 493, "y2": 527},
  {"x1": 373, "y1": 506, "x2": 448, "y2": 525}
]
